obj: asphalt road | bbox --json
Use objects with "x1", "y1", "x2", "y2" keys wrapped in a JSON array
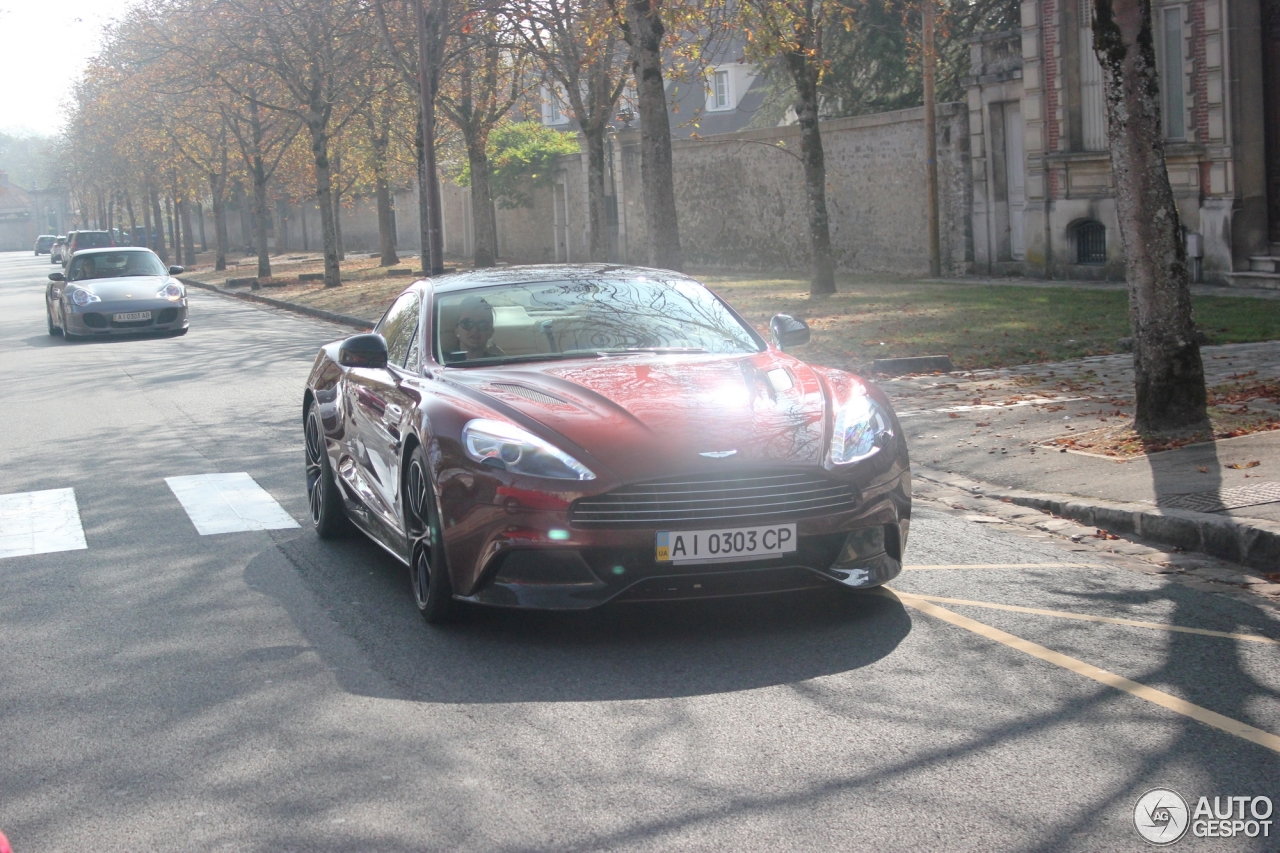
[{"x1": 1, "y1": 250, "x2": 1277, "y2": 852}]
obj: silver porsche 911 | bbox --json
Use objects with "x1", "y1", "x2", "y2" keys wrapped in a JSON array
[{"x1": 46, "y1": 247, "x2": 189, "y2": 339}]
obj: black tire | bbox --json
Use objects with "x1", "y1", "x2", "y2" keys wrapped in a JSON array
[
  {"x1": 304, "y1": 405, "x2": 351, "y2": 538},
  {"x1": 405, "y1": 445, "x2": 454, "y2": 623},
  {"x1": 47, "y1": 306, "x2": 61, "y2": 336}
]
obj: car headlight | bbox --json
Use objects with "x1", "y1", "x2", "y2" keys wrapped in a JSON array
[
  {"x1": 70, "y1": 288, "x2": 100, "y2": 307},
  {"x1": 158, "y1": 282, "x2": 183, "y2": 301},
  {"x1": 463, "y1": 418, "x2": 595, "y2": 480},
  {"x1": 829, "y1": 393, "x2": 894, "y2": 465}
]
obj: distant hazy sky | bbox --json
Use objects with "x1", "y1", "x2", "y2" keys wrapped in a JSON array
[{"x1": 0, "y1": 0, "x2": 139, "y2": 137}]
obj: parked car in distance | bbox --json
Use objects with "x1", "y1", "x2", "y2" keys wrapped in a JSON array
[
  {"x1": 47, "y1": 247, "x2": 188, "y2": 339},
  {"x1": 302, "y1": 264, "x2": 911, "y2": 624},
  {"x1": 62, "y1": 230, "x2": 114, "y2": 267},
  {"x1": 50, "y1": 236, "x2": 67, "y2": 264},
  {"x1": 34, "y1": 235, "x2": 56, "y2": 255}
]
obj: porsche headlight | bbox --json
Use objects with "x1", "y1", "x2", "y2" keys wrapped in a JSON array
[
  {"x1": 157, "y1": 282, "x2": 184, "y2": 301},
  {"x1": 70, "y1": 288, "x2": 100, "y2": 307},
  {"x1": 829, "y1": 393, "x2": 894, "y2": 465},
  {"x1": 463, "y1": 419, "x2": 596, "y2": 480}
]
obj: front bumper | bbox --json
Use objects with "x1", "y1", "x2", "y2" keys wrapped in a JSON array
[
  {"x1": 452, "y1": 467, "x2": 912, "y2": 610},
  {"x1": 65, "y1": 300, "x2": 188, "y2": 335}
]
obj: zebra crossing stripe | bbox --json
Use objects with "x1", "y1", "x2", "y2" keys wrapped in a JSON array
[
  {"x1": 165, "y1": 473, "x2": 300, "y2": 535},
  {"x1": 0, "y1": 488, "x2": 88, "y2": 559}
]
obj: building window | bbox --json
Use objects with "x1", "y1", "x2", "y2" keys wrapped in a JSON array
[
  {"x1": 1080, "y1": 0, "x2": 1109, "y2": 150},
  {"x1": 708, "y1": 69, "x2": 731, "y2": 111},
  {"x1": 1161, "y1": 6, "x2": 1186, "y2": 139},
  {"x1": 542, "y1": 86, "x2": 567, "y2": 125},
  {"x1": 1074, "y1": 220, "x2": 1107, "y2": 264}
]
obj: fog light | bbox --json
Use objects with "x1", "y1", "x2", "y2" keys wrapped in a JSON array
[{"x1": 834, "y1": 526, "x2": 886, "y2": 565}]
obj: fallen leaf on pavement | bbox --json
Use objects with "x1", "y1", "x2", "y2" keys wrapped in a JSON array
[
  {"x1": 1197, "y1": 466, "x2": 1209, "y2": 473},
  {"x1": 1227, "y1": 460, "x2": 1261, "y2": 469}
]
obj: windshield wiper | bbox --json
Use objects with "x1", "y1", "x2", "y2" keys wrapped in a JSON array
[
  {"x1": 448, "y1": 351, "x2": 599, "y2": 367},
  {"x1": 594, "y1": 347, "x2": 710, "y2": 356}
]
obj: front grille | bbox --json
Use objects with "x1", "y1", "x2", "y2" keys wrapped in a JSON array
[
  {"x1": 157, "y1": 307, "x2": 179, "y2": 324},
  {"x1": 570, "y1": 469, "x2": 858, "y2": 528},
  {"x1": 82, "y1": 313, "x2": 108, "y2": 328}
]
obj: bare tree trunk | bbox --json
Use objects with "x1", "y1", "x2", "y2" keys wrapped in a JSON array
[
  {"x1": 624, "y1": 0, "x2": 682, "y2": 270},
  {"x1": 275, "y1": 199, "x2": 287, "y2": 256},
  {"x1": 125, "y1": 196, "x2": 137, "y2": 245},
  {"x1": 1093, "y1": 0, "x2": 1208, "y2": 432},
  {"x1": 252, "y1": 169, "x2": 271, "y2": 278},
  {"x1": 465, "y1": 134, "x2": 498, "y2": 267},
  {"x1": 179, "y1": 197, "x2": 197, "y2": 266},
  {"x1": 211, "y1": 173, "x2": 229, "y2": 271},
  {"x1": 151, "y1": 187, "x2": 169, "y2": 262},
  {"x1": 307, "y1": 124, "x2": 342, "y2": 287},
  {"x1": 144, "y1": 190, "x2": 156, "y2": 254},
  {"x1": 330, "y1": 151, "x2": 345, "y2": 261},
  {"x1": 922, "y1": 0, "x2": 941, "y2": 277},
  {"x1": 784, "y1": 52, "x2": 836, "y2": 296},
  {"x1": 333, "y1": 188, "x2": 345, "y2": 261},
  {"x1": 416, "y1": 0, "x2": 446, "y2": 275},
  {"x1": 371, "y1": 121, "x2": 399, "y2": 266},
  {"x1": 166, "y1": 197, "x2": 178, "y2": 260},
  {"x1": 584, "y1": 126, "x2": 610, "y2": 261},
  {"x1": 196, "y1": 201, "x2": 207, "y2": 252},
  {"x1": 414, "y1": 109, "x2": 434, "y2": 275}
]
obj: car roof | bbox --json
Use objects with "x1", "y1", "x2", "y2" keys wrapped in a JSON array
[
  {"x1": 71, "y1": 246, "x2": 154, "y2": 256},
  {"x1": 427, "y1": 263, "x2": 701, "y2": 295}
]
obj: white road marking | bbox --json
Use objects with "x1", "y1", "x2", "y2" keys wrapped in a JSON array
[
  {"x1": 0, "y1": 488, "x2": 88, "y2": 559},
  {"x1": 166, "y1": 473, "x2": 300, "y2": 535}
]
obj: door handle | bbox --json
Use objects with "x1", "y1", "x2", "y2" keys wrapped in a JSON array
[{"x1": 383, "y1": 403, "x2": 403, "y2": 424}]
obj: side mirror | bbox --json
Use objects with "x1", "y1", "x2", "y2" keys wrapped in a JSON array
[
  {"x1": 338, "y1": 333, "x2": 389, "y2": 369},
  {"x1": 168, "y1": 266, "x2": 185, "y2": 275},
  {"x1": 48, "y1": 272, "x2": 64, "y2": 282},
  {"x1": 770, "y1": 314, "x2": 810, "y2": 350}
]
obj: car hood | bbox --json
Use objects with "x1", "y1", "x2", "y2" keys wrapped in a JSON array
[
  {"x1": 69, "y1": 276, "x2": 169, "y2": 301},
  {"x1": 449, "y1": 351, "x2": 833, "y2": 482}
]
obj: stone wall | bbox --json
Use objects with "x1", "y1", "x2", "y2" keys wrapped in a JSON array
[{"x1": 441, "y1": 103, "x2": 973, "y2": 276}]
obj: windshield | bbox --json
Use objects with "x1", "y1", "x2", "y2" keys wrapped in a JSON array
[
  {"x1": 69, "y1": 252, "x2": 167, "y2": 282},
  {"x1": 434, "y1": 276, "x2": 763, "y2": 366},
  {"x1": 75, "y1": 232, "x2": 112, "y2": 249}
]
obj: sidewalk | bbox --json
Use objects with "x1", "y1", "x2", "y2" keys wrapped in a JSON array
[{"x1": 879, "y1": 341, "x2": 1280, "y2": 569}]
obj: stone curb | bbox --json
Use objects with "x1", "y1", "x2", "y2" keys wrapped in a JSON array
[
  {"x1": 914, "y1": 466, "x2": 1280, "y2": 570},
  {"x1": 179, "y1": 277, "x2": 373, "y2": 331}
]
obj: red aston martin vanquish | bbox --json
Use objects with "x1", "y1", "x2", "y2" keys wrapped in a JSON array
[{"x1": 303, "y1": 265, "x2": 911, "y2": 622}]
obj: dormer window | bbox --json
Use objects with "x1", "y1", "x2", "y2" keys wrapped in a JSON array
[{"x1": 707, "y1": 68, "x2": 732, "y2": 111}]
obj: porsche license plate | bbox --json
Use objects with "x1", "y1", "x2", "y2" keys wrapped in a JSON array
[
  {"x1": 656, "y1": 523, "x2": 797, "y2": 565},
  {"x1": 113, "y1": 311, "x2": 151, "y2": 322}
]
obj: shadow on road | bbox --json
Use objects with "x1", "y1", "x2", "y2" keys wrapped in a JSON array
[{"x1": 247, "y1": 531, "x2": 913, "y2": 704}]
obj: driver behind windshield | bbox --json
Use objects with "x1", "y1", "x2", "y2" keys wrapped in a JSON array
[
  {"x1": 73, "y1": 257, "x2": 97, "y2": 281},
  {"x1": 453, "y1": 296, "x2": 505, "y2": 361}
]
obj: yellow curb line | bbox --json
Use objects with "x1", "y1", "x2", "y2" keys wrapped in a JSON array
[
  {"x1": 904, "y1": 563, "x2": 1105, "y2": 570},
  {"x1": 899, "y1": 592, "x2": 1280, "y2": 645},
  {"x1": 894, "y1": 592, "x2": 1280, "y2": 754}
]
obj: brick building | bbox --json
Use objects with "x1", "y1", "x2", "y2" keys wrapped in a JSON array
[{"x1": 966, "y1": 0, "x2": 1280, "y2": 284}]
